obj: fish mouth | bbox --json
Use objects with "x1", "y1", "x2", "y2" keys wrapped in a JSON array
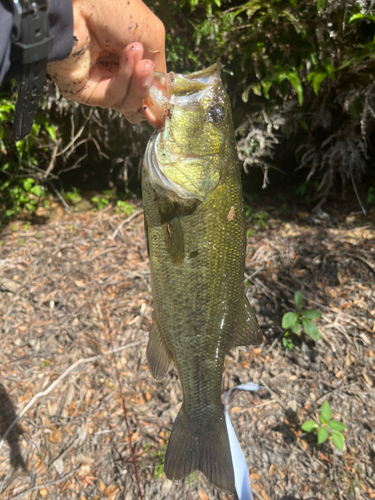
[{"x1": 144, "y1": 64, "x2": 221, "y2": 128}]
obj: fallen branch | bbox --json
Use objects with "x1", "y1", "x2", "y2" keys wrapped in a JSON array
[
  {"x1": 0, "y1": 337, "x2": 147, "y2": 452},
  {"x1": 111, "y1": 210, "x2": 143, "y2": 239}
]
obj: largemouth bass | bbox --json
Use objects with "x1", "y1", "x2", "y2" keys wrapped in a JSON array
[{"x1": 142, "y1": 64, "x2": 262, "y2": 494}]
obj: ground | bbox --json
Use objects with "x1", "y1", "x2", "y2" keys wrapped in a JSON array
[{"x1": 0, "y1": 197, "x2": 374, "y2": 500}]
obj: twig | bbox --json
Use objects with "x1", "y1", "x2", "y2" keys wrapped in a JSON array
[
  {"x1": 7, "y1": 468, "x2": 79, "y2": 500},
  {"x1": 350, "y1": 164, "x2": 366, "y2": 216},
  {"x1": 0, "y1": 338, "x2": 147, "y2": 452},
  {"x1": 57, "y1": 109, "x2": 93, "y2": 157},
  {"x1": 47, "y1": 181, "x2": 72, "y2": 213},
  {"x1": 259, "y1": 379, "x2": 287, "y2": 411},
  {"x1": 112, "y1": 210, "x2": 143, "y2": 239},
  {"x1": 43, "y1": 139, "x2": 61, "y2": 179}
]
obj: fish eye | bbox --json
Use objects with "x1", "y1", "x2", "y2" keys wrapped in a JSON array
[{"x1": 207, "y1": 104, "x2": 226, "y2": 124}]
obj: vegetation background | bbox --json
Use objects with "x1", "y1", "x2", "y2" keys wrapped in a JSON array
[{"x1": 1, "y1": 0, "x2": 375, "y2": 223}]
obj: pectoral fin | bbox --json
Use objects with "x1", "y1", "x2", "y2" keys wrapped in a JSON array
[
  {"x1": 147, "y1": 319, "x2": 173, "y2": 381},
  {"x1": 165, "y1": 216, "x2": 184, "y2": 265},
  {"x1": 231, "y1": 293, "x2": 263, "y2": 348}
]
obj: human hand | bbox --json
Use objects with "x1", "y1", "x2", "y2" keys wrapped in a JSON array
[{"x1": 47, "y1": 0, "x2": 166, "y2": 123}]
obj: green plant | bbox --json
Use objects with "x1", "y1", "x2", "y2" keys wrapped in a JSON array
[
  {"x1": 282, "y1": 332, "x2": 295, "y2": 350},
  {"x1": 91, "y1": 196, "x2": 109, "y2": 210},
  {"x1": 301, "y1": 401, "x2": 347, "y2": 451},
  {"x1": 253, "y1": 210, "x2": 269, "y2": 229},
  {"x1": 64, "y1": 188, "x2": 81, "y2": 206},
  {"x1": 0, "y1": 92, "x2": 57, "y2": 225},
  {"x1": 1, "y1": 175, "x2": 44, "y2": 220},
  {"x1": 282, "y1": 291, "x2": 321, "y2": 342},
  {"x1": 116, "y1": 200, "x2": 135, "y2": 216},
  {"x1": 367, "y1": 186, "x2": 375, "y2": 204},
  {"x1": 143, "y1": 442, "x2": 167, "y2": 480}
]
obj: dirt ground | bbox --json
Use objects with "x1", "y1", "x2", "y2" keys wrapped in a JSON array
[{"x1": 0, "y1": 198, "x2": 374, "y2": 500}]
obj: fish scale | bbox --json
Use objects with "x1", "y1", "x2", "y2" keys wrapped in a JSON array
[{"x1": 142, "y1": 64, "x2": 262, "y2": 494}]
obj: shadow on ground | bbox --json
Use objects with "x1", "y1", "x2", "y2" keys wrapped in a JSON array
[{"x1": 0, "y1": 384, "x2": 26, "y2": 471}]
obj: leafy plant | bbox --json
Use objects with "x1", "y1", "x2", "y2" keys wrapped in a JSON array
[
  {"x1": 64, "y1": 187, "x2": 81, "y2": 206},
  {"x1": 116, "y1": 200, "x2": 135, "y2": 216},
  {"x1": 301, "y1": 401, "x2": 347, "y2": 451},
  {"x1": 143, "y1": 442, "x2": 167, "y2": 480},
  {"x1": 253, "y1": 210, "x2": 269, "y2": 229},
  {"x1": 282, "y1": 291, "x2": 321, "y2": 343},
  {"x1": 1, "y1": 174, "x2": 44, "y2": 220},
  {"x1": 91, "y1": 195, "x2": 109, "y2": 211}
]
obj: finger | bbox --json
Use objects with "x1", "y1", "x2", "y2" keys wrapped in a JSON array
[
  {"x1": 72, "y1": 42, "x2": 144, "y2": 107},
  {"x1": 102, "y1": 42, "x2": 144, "y2": 105},
  {"x1": 116, "y1": 58, "x2": 155, "y2": 120}
]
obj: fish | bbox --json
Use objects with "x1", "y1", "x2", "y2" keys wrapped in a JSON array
[{"x1": 142, "y1": 64, "x2": 262, "y2": 494}]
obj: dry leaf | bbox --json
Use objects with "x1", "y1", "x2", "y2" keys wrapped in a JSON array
[
  {"x1": 198, "y1": 490, "x2": 209, "y2": 500},
  {"x1": 261, "y1": 490, "x2": 271, "y2": 500},
  {"x1": 103, "y1": 485, "x2": 120, "y2": 497},
  {"x1": 39, "y1": 488, "x2": 48, "y2": 498},
  {"x1": 227, "y1": 206, "x2": 235, "y2": 222},
  {"x1": 98, "y1": 482, "x2": 106, "y2": 492},
  {"x1": 231, "y1": 406, "x2": 242, "y2": 413},
  {"x1": 49, "y1": 430, "x2": 62, "y2": 443}
]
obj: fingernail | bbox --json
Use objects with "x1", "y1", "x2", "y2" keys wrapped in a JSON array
[{"x1": 141, "y1": 73, "x2": 154, "y2": 89}]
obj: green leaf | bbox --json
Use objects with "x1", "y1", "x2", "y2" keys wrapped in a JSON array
[
  {"x1": 290, "y1": 322, "x2": 301, "y2": 334},
  {"x1": 282, "y1": 312, "x2": 298, "y2": 329},
  {"x1": 348, "y1": 13, "x2": 375, "y2": 24},
  {"x1": 261, "y1": 80, "x2": 273, "y2": 100},
  {"x1": 317, "y1": 426, "x2": 328, "y2": 444},
  {"x1": 301, "y1": 309, "x2": 321, "y2": 319},
  {"x1": 30, "y1": 185, "x2": 42, "y2": 197},
  {"x1": 328, "y1": 420, "x2": 346, "y2": 431},
  {"x1": 321, "y1": 401, "x2": 332, "y2": 421},
  {"x1": 301, "y1": 420, "x2": 318, "y2": 432},
  {"x1": 294, "y1": 291, "x2": 303, "y2": 310},
  {"x1": 302, "y1": 318, "x2": 320, "y2": 340},
  {"x1": 46, "y1": 125, "x2": 57, "y2": 142},
  {"x1": 23, "y1": 178, "x2": 34, "y2": 192},
  {"x1": 317, "y1": 0, "x2": 326, "y2": 11},
  {"x1": 286, "y1": 72, "x2": 303, "y2": 105},
  {"x1": 282, "y1": 337, "x2": 288, "y2": 348},
  {"x1": 319, "y1": 414, "x2": 327, "y2": 425},
  {"x1": 252, "y1": 83, "x2": 262, "y2": 97},
  {"x1": 331, "y1": 431, "x2": 345, "y2": 451},
  {"x1": 312, "y1": 72, "x2": 327, "y2": 95}
]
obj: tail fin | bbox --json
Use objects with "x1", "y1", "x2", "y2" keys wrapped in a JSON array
[{"x1": 164, "y1": 407, "x2": 235, "y2": 494}]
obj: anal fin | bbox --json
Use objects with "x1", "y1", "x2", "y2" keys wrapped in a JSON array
[
  {"x1": 231, "y1": 292, "x2": 263, "y2": 348},
  {"x1": 146, "y1": 319, "x2": 173, "y2": 381}
]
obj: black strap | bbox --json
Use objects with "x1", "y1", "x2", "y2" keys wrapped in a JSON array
[{"x1": 10, "y1": 0, "x2": 53, "y2": 141}]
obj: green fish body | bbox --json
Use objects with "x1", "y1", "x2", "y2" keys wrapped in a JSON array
[{"x1": 142, "y1": 65, "x2": 262, "y2": 494}]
